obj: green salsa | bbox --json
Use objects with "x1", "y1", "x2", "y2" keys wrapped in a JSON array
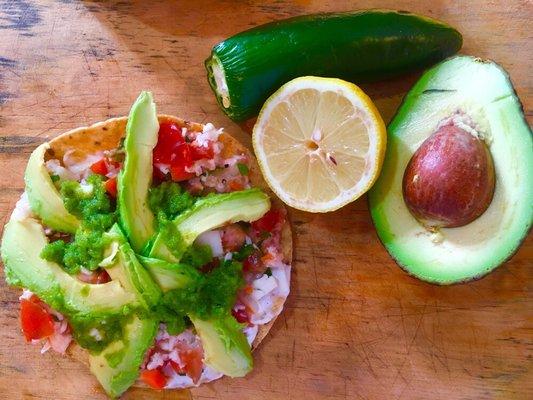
[
  {"x1": 148, "y1": 181, "x2": 195, "y2": 224},
  {"x1": 155, "y1": 259, "x2": 244, "y2": 329},
  {"x1": 70, "y1": 314, "x2": 126, "y2": 353},
  {"x1": 41, "y1": 174, "x2": 117, "y2": 274}
]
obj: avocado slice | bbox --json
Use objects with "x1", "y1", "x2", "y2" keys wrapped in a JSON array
[
  {"x1": 141, "y1": 256, "x2": 253, "y2": 378},
  {"x1": 89, "y1": 314, "x2": 158, "y2": 398},
  {"x1": 25, "y1": 143, "x2": 79, "y2": 233},
  {"x1": 190, "y1": 315, "x2": 252, "y2": 377},
  {"x1": 1, "y1": 216, "x2": 136, "y2": 316},
  {"x1": 148, "y1": 188, "x2": 270, "y2": 261},
  {"x1": 118, "y1": 91, "x2": 159, "y2": 253},
  {"x1": 139, "y1": 256, "x2": 200, "y2": 292},
  {"x1": 369, "y1": 56, "x2": 533, "y2": 284},
  {"x1": 103, "y1": 225, "x2": 162, "y2": 310}
]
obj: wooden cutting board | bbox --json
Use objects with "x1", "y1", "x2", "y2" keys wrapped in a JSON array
[{"x1": 0, "y1": 1, "x2": 531, "y2": 399}]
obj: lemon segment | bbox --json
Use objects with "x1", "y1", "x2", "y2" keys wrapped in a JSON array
[{"x1": 253, "y1": 76, "x2": 386, "y2": 212}]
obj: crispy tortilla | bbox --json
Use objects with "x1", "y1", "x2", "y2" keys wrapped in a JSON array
[{"x1": 44, "y1": 115, "x2": 292, "y2": 387}]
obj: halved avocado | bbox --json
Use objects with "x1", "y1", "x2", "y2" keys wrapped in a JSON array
[
  {"x1": 118, "y1": 91, "x2": 159, "y2": 253},
  {"x1": 25, "y1": 143, "x2": 79, "y2": 233},
  {"x1": 369, "y1": 56, "x2": 533, "y2": 284},
  {"x1": 148, "y1": 188, "x2": 270, "y2": 262},
  {"x1": 1, "y1": 217, "x2": 136, "y2": 316}
]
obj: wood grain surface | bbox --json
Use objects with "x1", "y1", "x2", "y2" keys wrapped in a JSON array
[{"x1": 0, "y1": 1, "x2": 531, "y2": 399}]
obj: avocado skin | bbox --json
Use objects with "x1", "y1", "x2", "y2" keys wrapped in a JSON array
[
  {"x1": 25, "y1": 143, "x2": 79, "y2": 233},
  {"x1": 368, "y1": 55, "x2": 533, "y2": 284},
  {"x1": 118, "y1": 91, "x2": 159, "y2": 253},
  {"x1": 148, "y1": 188, "x2": 270, "y2": 261}
]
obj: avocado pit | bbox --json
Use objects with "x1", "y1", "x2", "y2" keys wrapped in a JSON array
[{"x1": 402, "y1": 120, "x2": 495, "y2": 228}]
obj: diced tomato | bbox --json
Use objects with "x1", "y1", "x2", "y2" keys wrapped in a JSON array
[
  {"x1": 77, "y1": 269, "x2": 111, "y2": 284},
  {"x1": 170, "y1": 165, "x2": 195, "y2": 182},
  {"x1": 154, "y1": 121, "x2": 217, "y2": 183},
  {"x1": 169, "y1": 143, "x2": 195, "y2": 181},
  {"x1": 221, "y1": 225, "x2": 247, "y2": 252},
  {"x1": 243, "y1": 251, "x2": 265, "y2": 273},
  {"x1": 252, "y1": 209, "x2": 284, "y2": 233},
  {"x1": 90, "y1": 158, "x2": 121, "y2": 177},
  {"x1": 20, "y1": 298, "x2": 55, "y2": 341},
  {"x1": 228, "y1": 179, "x2": 245, "y2": 191},
  {"x1": 140, "y1": 369, "x2": 167, "y2": 389},
  {"x1": 169, "y1": 360, "x2": 185, "y2": 375},
  {"x1": 178, "y1": 346, "x2": 204, "y2": 384},
  {"x1": 190, "y1": 144, "x2": 214, "y2": 160},
  {"x1": 90, "y1": 158, "x2": 108, "y2": 176},
  {"x1": 153, "y1": 122, "x2": 185, "y2": 164},
  {"x1": 105, "y1": 177, "x2": 117, "y2": 198},
  {"x1": 232, "y1": 307, "x2": 249, "y2": 324}
]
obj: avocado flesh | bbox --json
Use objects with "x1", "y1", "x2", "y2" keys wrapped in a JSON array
[
  {"x1": 89, "y1": 314, "x2": 158, "y2": 398},
  {"x1": 118, "y1": 91, "x2": 159, "y2": 253},
  {"x1": 369, "y1": 56, "x2": 533, "y2": 284},
  {"x1": 190, "y1": 315, "x2": 252, "y2": 378},
  {"x1": 25, "y1": 143, "x2": 79, "y2": 233},
  {"x1": 139, "y1": 256, "x2": 200, "y2": 292},
  {"x1": 103, "y1": 225, "x2": 162, "y2": 310},
  {"x1": 148, "y1": 188, "x2": 270, "y2": 261},
  {"x1": 1, "y1": 216, "x2": 137, "y2": 316}
]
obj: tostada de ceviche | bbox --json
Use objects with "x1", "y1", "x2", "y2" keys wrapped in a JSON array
[{"x1": 0, "y1": 92, "x2": 292, "y2": 397}]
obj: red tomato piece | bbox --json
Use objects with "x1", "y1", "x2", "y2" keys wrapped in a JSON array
[
  {"x1": 228, "y1": 179, "x2": 245, "y2": 192},
  {"x1": 153, "y1": 122, "x2": 185, "y2": 165},
  {"x1": 90, "y1": 158, "x2": 108, "y2": 176},
  {"x1": 169, "y1": 142, "x2": 195, "y2": 181},
  {"x1": 232, "y1": 307, "x2": 249, "y2": 324},
  {"x1": 170, "y1": 165, "x2": 195, "y2": 182},
  {"x1": 190, "y1": 144, "x2": 214, "y2": 160},
  {"x1": 20, "y1": 299, "x2": 55, "y2": 341},
  {"x1": 179, "y1": 347, "x2": 204, "y2": 384},
  {"x1": 169, "y1": 360, "x2": 185, "y2": 375},
  {"x1": 140, "y1": 369, "x2": 167, "y2": 389},
  {"x1": 105, "y1": 177, "x2": 118, "y2": 198},
  {"x1": 252, "y1": 209, "x2": 284, "y2": 232}
]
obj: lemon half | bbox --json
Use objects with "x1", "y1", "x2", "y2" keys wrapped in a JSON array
[{"x1": 252, "y1": 76, "x2": 387, "y2": 212}]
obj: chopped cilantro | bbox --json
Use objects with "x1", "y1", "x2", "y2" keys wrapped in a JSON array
[
  {"x1": 233, "y1": 244, "x2": 254, "y2": 261},
  {"x1": 237, "y1": 163, "x2": 249, "y2": 175}
]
